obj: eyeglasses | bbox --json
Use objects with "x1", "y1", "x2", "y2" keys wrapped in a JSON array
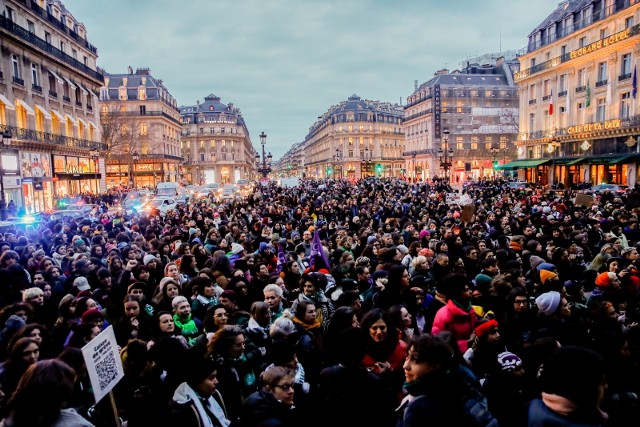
[
  {"x1": 514, "y1": 299, "x2": 528, "y2": 305},
  {"x1": 274, "y1": 383, "x2": 294, "y2": 391}
]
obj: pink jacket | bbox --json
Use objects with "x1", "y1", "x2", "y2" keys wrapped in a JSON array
[{"x1": 431, "y1": 299, "x2": 477, "y2": 354}]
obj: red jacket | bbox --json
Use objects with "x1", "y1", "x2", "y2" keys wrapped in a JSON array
[{"x1": 431, "y1": 299, "x2": 477, "y2": 354}]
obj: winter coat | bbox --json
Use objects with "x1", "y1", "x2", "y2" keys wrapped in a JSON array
[
  {"x1": 240, "y1": 388, "x2": 299, "y2": 427},
  {"x1": 431, "y1": 299, "x2": 477, "y2": 354},
  {"x1": 168, "y1": 382, "x2": 230, "y2": 427}
]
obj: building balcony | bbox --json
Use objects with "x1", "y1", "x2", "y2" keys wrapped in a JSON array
[
  {"x1": 62, "y1": 95, "x2": 71, "y2": 103},
  {"x1": 619, "y1": 73, "x2": 632, "y2": 81},
  {"x1": 48, "y1": 90, "x2": 57, "y2": 98},
  {"x1": 75, "y1": 101, "x2": 82, "y2": 107},
  {"x1": 528, "y1": 99, "x2": 537, "y2": 105},
  {"x1": 575, "y1": 86, "x2": 586, "y2": 93},
  {"x1": 542, "y1": 95, "x2": 551, "y2": 101},
  {"x1": 558, "y1": 90, "x2": 567, "y2": 97},
  {"x1": 12, "y1": 76, "x2": 24, "y2": 86},
  {"x1": 32, "y1": 83, "x2": 42, "y2": 92},
  {"x1": 595, "y1": 79, "x2": 608, "y2": 88},
  {"x1": 0, "y1": 124, "x2": 107, "y2": 150},
  {"x1": 0, "y1": 15, "x2": 102, "y2": 82},
  {"x1": 102, "y1": 110, "x2": 182, "y2": 125},
  {"x1": 517, "y1": 1, "x2": 636, "y2": 56}
]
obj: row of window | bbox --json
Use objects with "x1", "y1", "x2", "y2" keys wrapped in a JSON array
[
  {"x1": 528, "y1": 53, "x2": 633, "y2": 100},
  {"x1": 5, "y1": 4, "x2": 92, "y2": 67}
]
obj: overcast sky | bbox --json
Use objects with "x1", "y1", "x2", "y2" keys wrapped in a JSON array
[{"x1": 63, "y1": 0, "x2": 559, "y2": 159}]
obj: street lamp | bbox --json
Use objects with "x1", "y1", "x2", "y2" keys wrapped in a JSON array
[
  {"x1": 89, "y1": 149, "x2": 99, "y2": 193},
  {"x1": 132, "y1": 150, "x2": 139, "y2": 188},
  {"x1": 361, "y1": 147, "x2": 372, "y2": 179},
  {"x1": 0, "y1": 130, "x2": 12, "y2": 220},
  {"x1": 333, "y1": 148, "x2": 343, "y2": 179},
  {"x1": 438, "y1": 129, "x2": 454, "y2": 181},
  {"x1": 256, "y1": 131, "x2": 272, "y2": 178},
  {"x1": 412, "y1": 152, "x2": 417, "y2": 181}
]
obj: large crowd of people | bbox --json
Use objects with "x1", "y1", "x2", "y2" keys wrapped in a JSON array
[{"x1": 0, "y1": 176, "x2": 638, "y2": 426}]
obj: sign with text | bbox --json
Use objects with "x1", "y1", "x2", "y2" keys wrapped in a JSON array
[{"x1": 81, "y1": 326, "x2": 124, "y2": 403}]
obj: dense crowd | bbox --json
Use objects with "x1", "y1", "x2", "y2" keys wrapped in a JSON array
[{"x1": 0, "y1": 177, "x2": 638, "y2": 426}]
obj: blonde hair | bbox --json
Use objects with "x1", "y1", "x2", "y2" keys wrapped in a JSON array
[{"x1": 22, "y1": 287, "x2": 44, "y2": 302}]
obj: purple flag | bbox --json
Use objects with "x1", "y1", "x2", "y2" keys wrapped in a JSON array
[
  {"x1": 309, "y1": 231, "x2": 330, "y2": 271},
  {"x1": 276, "y1": 241, "x2": 287, "y2": 274}
]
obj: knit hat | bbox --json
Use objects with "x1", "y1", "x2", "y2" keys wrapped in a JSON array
[
  {"x1": 535, "y1": 291, "x2": 561, "y2": 316},
  {"x1": 474, "y1": 319, "x2": 498, "y2": 338},
  {"x1": 73, "y1": 276, "x2": 91, "y2": 291},
  {"x1": 497, "y1": 351, "x2": 523, "y2": 372},
  {"x1": 189, "y1": 227, "x2": 198, "y2": 235},
  {"x1": 595, "y1": 272, "x2": 617, "y2": 287},
  {"x1": 528, "y1": 255, "x2": 543, "y2": 269},
  {"x1": 536, "y1": 262, "x2": 556, "y2": 272},
  {"x1": 367, "y1": 236, "x2": 378, "y2": 245},
  {"x1": 474, "y1": 274, "x2": 493, "y2": 290},
  {"x1": 105, "y1": 243, "x2": 117, "y2": 253},
  {"x1": 81, "y1": 308, "x2": 103, "y2": 323},
  {"x1": 259, "y1": 242, "x2": 269, "y2": 252},
  {"x1": 540, "y1": 269, "x2": 558, "y2": 285},
  {"x1": 143, "y1": 254, "x2": 156, "y2": 265},
  {"x1": 231, "y1": 243, "x2": 245, "y2": 255},
  {"x1": 419, "y1": 230, "x2": 429, "y2": 239}
]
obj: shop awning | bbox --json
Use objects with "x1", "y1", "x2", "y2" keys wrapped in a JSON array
[
  {"x1": 587, "y1": 155, "x2": 625, "y2": 164},
  {"x1": 15, "y1": 99, "x2": 35, "y2": 115},
  {"x1": 495, "y1": 159, "x2": 550, "y2": 170},
  {"x1": 48, "y1": 70, "x2": 64, "y2": 84},
  {"x1": 62, "y1": 76, "x2": 77, "y2": 90},
  {"x1": 608, "y1": 155, "x2": 638, "y2": 165},
  {"x1": 34, "y1": 104, "x2": 51, "y2": 119},
  {"x1": 0, "y1": 94, "x2": 15, "y2": 110},
  {"x1": 553, "y1": 157, "x2": 585, "y2": 166},
  {"x1": 65, "y1": 114, "x2": 77, "y2": 125},
  {"x1": 50, "y1": 109, "x2": 64, "y2": 121}
]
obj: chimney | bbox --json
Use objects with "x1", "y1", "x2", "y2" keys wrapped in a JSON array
[
  {"x1": 414, "y1": 80, "x2": 418, "y2": 90},
  {"x1": 127, "y1": 66, "x2": 133, "y2": 74}
]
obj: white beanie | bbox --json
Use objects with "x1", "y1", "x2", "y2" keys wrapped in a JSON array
[
  {"x1": 143, "y1": 254, "x2": 156, "y2": 265},
  {"x1": 231, "y1": 243, "x2": 245, "y2": 255},
  {"x1": 535, "y1": 291, "x2": 561, "y2": 316}
]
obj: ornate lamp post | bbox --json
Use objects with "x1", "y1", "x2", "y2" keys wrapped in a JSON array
[
  {"x1": 132, "y1": 151, "x2": 139, "y2": 188},
  {"x1": 89, "y1": 149, "x2": 99, "y2": 193},
  {"x1": 256, "y1": 131, "x2": 272, "y2": 178},
  {"x1": 0, "y1": 130, "x2": 12, "y2": 220},
  {"x1": 333, "y1": 148, "x2": 343, "y2": 179},
  {"x1": 438, "y1": 129, "x2": 454, "y2": 181},
  {"x1": 361, "y1": 147, "x2": 372, "y2": 179}
]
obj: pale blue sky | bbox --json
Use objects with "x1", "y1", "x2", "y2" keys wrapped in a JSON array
[{"x1": 63, "y1": 0, "x2": 559, "y2": 158}]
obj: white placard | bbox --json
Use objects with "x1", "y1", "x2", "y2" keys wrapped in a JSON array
[{"x1": 81, "y1": 326, "x2": 124, "y2": 403}]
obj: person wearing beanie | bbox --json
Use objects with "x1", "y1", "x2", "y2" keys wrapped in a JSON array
[
  {"x1": 227, "y1": 243, "x2": 246, "y2": 268},
  {"x1": 589, "y1": 271, "x2": 624, "y2": 306},
  {"x1": 168, "y1": 351, "x2": 230, "y2": 427},
  {"x1": 528, "y1": 346, "x2": 608, "y2": 426},
  {"x1": 539, "y1": 269, "x2": 558, "y2": 286},
  {"x1": 529, "y1": 255, "x2": 545, "y2": 272},
  {"x1": 536, "y1": 262, "x2": 556, "y2": 273},
  {"x1": 143, "y1": 254, "x2": 157, "y2": 266},
  {"x1": 535, "y1": 291, "x2": 562, "y2": 316},
  {"x1": 483, "y1": 350, "x2": 534, "y2": 427},
  {"x1": 463, "y1": 319, "x2": 506, "y2": 381}
]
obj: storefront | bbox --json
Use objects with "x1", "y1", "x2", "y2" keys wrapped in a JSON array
[
  {"x1": 1, "y1": 151, "x2": 22, "y2": 212},
  {"x1": 52, "y1": 155, "x2": 101, "y2": 197},
  {"x1": 19, "y1": 151, "x2": 53, "y2": 214}
]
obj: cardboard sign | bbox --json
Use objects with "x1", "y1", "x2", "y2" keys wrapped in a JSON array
[
  {"x1": 81, "y1": 326, "x2": 124, "y2": 403},
  {"x1": 460, "y1": 205, "x2": 476, "y2": 223},
  {"x1": 574, "y1": 194, "x2": 594, "y2": 207}
]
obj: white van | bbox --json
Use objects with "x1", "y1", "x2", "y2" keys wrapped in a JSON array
[{"x1": 155, "y1": 182, "x2": 188, "y2": 203}]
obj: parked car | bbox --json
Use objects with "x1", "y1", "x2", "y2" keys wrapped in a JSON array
[
  {"x1": 66, "y1": 203, "x2": 100, "y2": 215},
  {"x1": 587, "y1": 184, "x2": 628, "y2": 194},
  {"x1": 48, "y1": 209, "x2": 86, "y2": 222},
  {"x1": 506, "y1": 181, "x2": 531, "y2": 190},
  {"x1": 141, "y1": 198, "x2": 178, "y2": 216}
]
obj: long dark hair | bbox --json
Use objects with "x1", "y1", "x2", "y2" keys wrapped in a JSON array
[{"x1": 5, "y1": 359, "x2": 76, "y2": 427}]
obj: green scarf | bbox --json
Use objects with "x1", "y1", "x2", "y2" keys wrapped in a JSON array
[
  {"x1": 173, "y1": 313, "x2": 199, "y2": 343},
  {"x1": 453, "y1": 298, "x2": 473, "y2": 312},
  {"x1": 229, "y1": 353, "x2": 256, "y2": 390}
]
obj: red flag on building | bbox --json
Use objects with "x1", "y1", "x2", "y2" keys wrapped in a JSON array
[{"x1": 549, "y1": 89, "x2": 554, "y2": 115}]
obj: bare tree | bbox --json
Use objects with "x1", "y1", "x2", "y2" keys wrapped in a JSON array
[{"x1": 100, "y1": 102, "x2": 158, "y2": 186}]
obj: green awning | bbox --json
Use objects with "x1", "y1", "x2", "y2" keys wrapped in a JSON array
[
  {"x1": 495, "y1": 159, "x2": 550, "y2": 170},
  {"x1": 553, "y1": 157, "x2": 585, "y2": 166},
  {"x1": 587, "y1": 155, "x2": 627, "y2": 164},
  {"x1": 608, "y1": 155, "x2": 637, "y2": 165}
]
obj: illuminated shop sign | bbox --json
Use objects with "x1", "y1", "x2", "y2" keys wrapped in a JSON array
[
  {"x1": 567, "y1": 119, "x2": 621, "y2": 134},
  {"x1": 570, "y1": 28, "x2": 631, "y2": 59}
]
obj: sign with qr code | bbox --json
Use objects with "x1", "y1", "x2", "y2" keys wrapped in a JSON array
[{"x1": 81, "y1": 326, "x2": 125, "y2": 403}]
